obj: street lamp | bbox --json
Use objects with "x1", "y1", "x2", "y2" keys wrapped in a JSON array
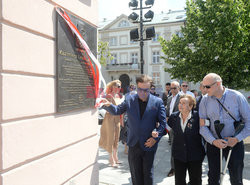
[
  {"x1": 144, "y1": 10, "x2": 154, "y2": 20},
  {"x1": 129, "y1": 0, "x2": 138, "y2": 8},
  {"x1": 146, "y1": 26, "x2": 155, "y2": 39},
  {"x1": 145, "y1": 0, "x2": 154, "y2": 6},
  {"x1": 128, "y1": 0, "x2": 155, "y2": 74},
  {"x1": 130, "y1": 28, "x2": 139, "y2": 40},
  {"x1": 128, "y1": 12, "x2": 139, "y2": 21}
]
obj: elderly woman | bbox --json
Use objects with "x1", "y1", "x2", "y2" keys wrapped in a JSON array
[
  {"x1": 99, "y1": 80, "x2": 123, "y2": 168},
  {"x1": 168, "y1": 94, "x2": 205, "y2": 185}
]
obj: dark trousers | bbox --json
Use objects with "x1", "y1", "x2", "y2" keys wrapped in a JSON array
[
  {"x1": 207, "y1": 141, "x2": 244, "y2": 185},
  {"x1": 128, "y1": 142, "x2": 156, "y2": 185},
  {"x1": 169, "y1": 129, "x2": 175, "y2": 169},
  {"x1": 174, "y1": 158, "x2": 203, "y2": 185}
]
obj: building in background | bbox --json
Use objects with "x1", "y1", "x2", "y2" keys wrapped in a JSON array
[{"x1": 98, "y1": 10, "x2": 199, "y2": 95}]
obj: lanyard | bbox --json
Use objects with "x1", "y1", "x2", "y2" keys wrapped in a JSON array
[{"x1": 217, "y1": 92, "x2": 227, "y2": 123}]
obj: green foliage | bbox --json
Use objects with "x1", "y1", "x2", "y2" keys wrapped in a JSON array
[
  {"x1": 98, "y1": 40, "x2": 113, "y2": 65},
  {"x1": 159, "y1": 0, "x2": 250, "y2": 90}
]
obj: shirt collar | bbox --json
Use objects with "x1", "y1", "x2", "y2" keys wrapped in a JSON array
[
  {"x1": 179, "y1": 111, "x2": 192, "y2": 120},
  {"x1": 212, "y1": 87, "x2": 228, "y2": 100}
]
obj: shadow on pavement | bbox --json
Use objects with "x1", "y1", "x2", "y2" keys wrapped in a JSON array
[{"x1": 245, "y1": 144, "x2": 250, "y2": 152}]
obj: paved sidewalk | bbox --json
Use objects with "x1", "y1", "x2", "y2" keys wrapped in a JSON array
[{"x1": 98, "y1": 131, "x2": 250, "y2": 185}]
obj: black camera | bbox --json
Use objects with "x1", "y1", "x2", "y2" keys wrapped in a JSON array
[{"x1": 233, "y1": 121, "x2": 244, "y2": 136}]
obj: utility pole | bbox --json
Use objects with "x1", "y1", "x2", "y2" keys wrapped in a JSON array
[
  {"x1": 128, "y1": 0, "x2": 155, "y2": 74},
  {"x1": 139, "y1": 0, "x2": 144, "y2": 74}
]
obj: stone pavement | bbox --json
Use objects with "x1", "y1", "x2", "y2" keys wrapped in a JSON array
[{"x1": 98, "y1": 129, "x2": 250, "y2": 185}]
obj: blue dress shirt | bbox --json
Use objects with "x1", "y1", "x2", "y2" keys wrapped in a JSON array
[{"x1": 199, "y1": 88, "x2": 250, "y2": 144}]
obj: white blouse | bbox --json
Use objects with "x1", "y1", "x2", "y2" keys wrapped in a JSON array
[{"x1": 179, "y1": 112, "x2": 192, "y2": 132}]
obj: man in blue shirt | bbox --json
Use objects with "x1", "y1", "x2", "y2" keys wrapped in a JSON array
[{"x1": 199, "y1": 73, "x2": 250, "y2": 185}]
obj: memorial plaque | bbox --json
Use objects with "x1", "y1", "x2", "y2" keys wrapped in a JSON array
[{"x1": 56, "y1": 10, "x2": 97, "y2": 112}]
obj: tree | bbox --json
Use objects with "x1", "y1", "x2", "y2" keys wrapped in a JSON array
[
  {"x1": 98, "y1": 40, "x2": 113, "y2": 65},
  {"x1": 159, "y1": 0, "x2": 250, "y2": 90}
]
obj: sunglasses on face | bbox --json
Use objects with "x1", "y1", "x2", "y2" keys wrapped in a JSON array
[
  {"x1": 137, "y1": 88, "x2": 150, "y2": 93},
  {"x1": 203, "y1": 81, "x2": 217, "y2": 89},
  {"x1": 170, "y1": 87, "x2": 177, "y2": 90},
  {"x1": 151, "y1": 88, "x2": 155, "y2": 90},
  {"x1": 182, "y1": 85, "x2": 188, "y2": 87}
]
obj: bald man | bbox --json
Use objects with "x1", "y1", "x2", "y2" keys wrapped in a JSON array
[{"x1": 199, "y1": 73, "x2": 250, "y2": 185}]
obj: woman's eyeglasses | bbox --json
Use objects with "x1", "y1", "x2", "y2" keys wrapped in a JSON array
[{"x1": 203, "y1": 81, "x2": 217, "y2": 89}]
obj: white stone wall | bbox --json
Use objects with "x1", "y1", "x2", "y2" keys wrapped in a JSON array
[{"x1": 0, "y1": 0, "x2": 99, "y2": 184}]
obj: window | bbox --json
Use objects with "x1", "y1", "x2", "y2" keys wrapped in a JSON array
[
  {"x1": 120, "y1": 53, "x2": 128, "y2": 64},
  {"x1": 131, "y1": 53, "x2": 138, "y2": 64},
  {"x1": 152, "y1": 33, "x2": 160, "y2": 42},
  {"x1": 110, "y1": 53, "x2": 117, "y2": 65},
  {"x1": 109, "y1": 37, "x2": 117, "y2": 46},
  {"x1": 120, "y1": 36, "x2": 128, "y2": 45},
  {"x1": 152, "y1": 51, "x2": 160, "y2": 64},
  {"x1": 119, "y1": 20, "x2": 129, "y2": 27},
  {"x1": 152, "y1": 72, "x2": 160, "y2": 85},
  {"x1": 176, "y1": 15, "x2": 184, "y2": 19}
]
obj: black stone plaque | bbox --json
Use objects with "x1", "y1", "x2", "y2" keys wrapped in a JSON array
[{"x1": 56, "y1": 10, "x2": 97, "y2": 112}]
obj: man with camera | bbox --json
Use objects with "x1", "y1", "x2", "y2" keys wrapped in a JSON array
[{"x1": 199, "y1": 73, "x2": 250, "y2": 185}]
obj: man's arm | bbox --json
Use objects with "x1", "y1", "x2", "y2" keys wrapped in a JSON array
[
  {"x1": 145, "y1": 99, "x2": 167, "y2": 148},
  {"x1": 156, "y1": 100, "x2": 167, "y2": 140},
  {"x1": 199, "y1": 97, "x2": 227, "y2": 148},
  {"x1": 200, "y1": 118, "x2": 227, "y2": 149},
  {"x1": 234, "y1": 93, "x2": 250, "y2": 141},
  {"x1": 226, "y1": 93, "x2": 250, "y2": 147},
  {"x1": 101, "y1": 98, "x2": 127, "y2": 115}
]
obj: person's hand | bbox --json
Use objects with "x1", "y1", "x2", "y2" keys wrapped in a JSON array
[
  {"x1": 99, "y1": 98, "x2": 111, "y2": 107},
  {"x1": 151, "y1": 130, "x2": 158, "y2": 138},
  {"x1": 225, "y1": 137, "x2": 239, "y2": 147},
  {"x1": 212, "y1": 139, "x2": 228, "y2": 149},
  {"x1": 144, "y1": 137, "x2": 157, "y2": 148}
]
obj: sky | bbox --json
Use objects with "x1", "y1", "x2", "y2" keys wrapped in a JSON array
[{"x1": 98, "y1": 0, "x2": 187, "y2": 21}]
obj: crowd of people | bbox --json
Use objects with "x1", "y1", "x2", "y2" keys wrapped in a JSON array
[{"x1": 98, "y1": 73, "x2": 250, "y2": 185}]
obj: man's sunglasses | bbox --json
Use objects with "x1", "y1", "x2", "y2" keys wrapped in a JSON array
[
  {"x1": 170, "y1": 87, "x2": 177, "y2": 90},
  {"x1": 181, "y1": 85, "x2": 188, "y2": 87},
  {"x1": 151, "y1": 88, "x2": 155, "y2": 90},
  {"x1": 137, "y1": 88, "x2": 150, "y2": 93},
  {"x1": 203, "y1": 81, "x2": 217, "y2": 89}
]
